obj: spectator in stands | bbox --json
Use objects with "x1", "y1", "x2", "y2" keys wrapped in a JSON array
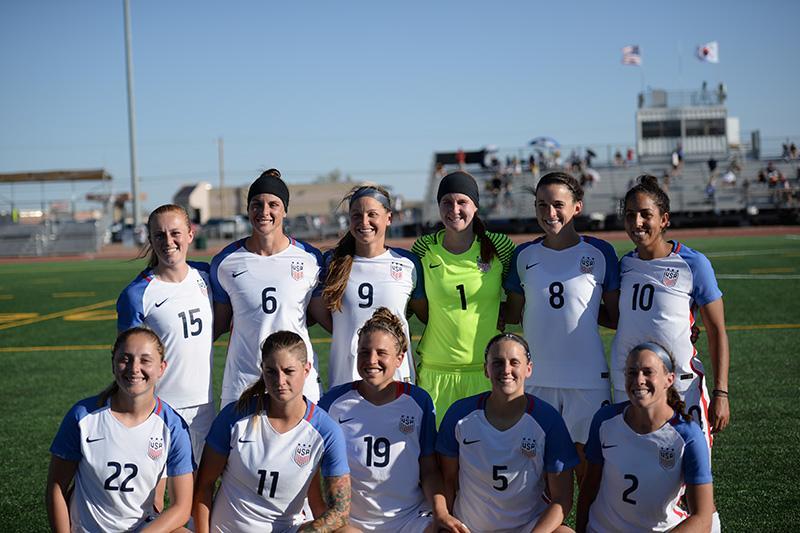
[
  {"x1": 791, "y1": 143, "x2": 798, "y2": 160},
  {"x1": 585, "y1": 148, "x2": 597, "y2": 168},
  {"x1": 456, "y1": 148, "x2": 466, "y2": 169},
  {"x1": 707, "y1": 157, "x2": 718, "y2": 176},
  {"x1": 782, "y1": 142, "x2": 790, "y2": 160},
  {"x1": 626, "y1": 147, "x2": 635, "y2": 164},
  {"x1": 766, "y1": 162, "x2": 783, "y2": 188},
  {"x1": 614, "y1": 151, "x2": 624, "y2": 167}
]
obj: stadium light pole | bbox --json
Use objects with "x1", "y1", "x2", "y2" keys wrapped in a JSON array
[{"x1": 123, "y1": 0, "x2": 141, "y2": 227}]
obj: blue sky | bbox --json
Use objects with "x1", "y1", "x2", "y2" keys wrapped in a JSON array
[{"x1": 1, "y1": 0, "x2": 798, "y2": 211}]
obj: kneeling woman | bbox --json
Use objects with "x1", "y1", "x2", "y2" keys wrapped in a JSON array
[
  {"x1": 436, "y1": 333, "x2": 578, "y2": 533},
  {"x1": 46, "y1": 327, "x2": 195, "y2": 532},
  {"x1": 318, "y1": 308, "x2": 460, "y2": 532},
  {"x1": 577, "y1": 342, "x2": 714, "y2": 533},
  {"x1": 193, "y1": 331, "x2": 351, "y2": 533}
]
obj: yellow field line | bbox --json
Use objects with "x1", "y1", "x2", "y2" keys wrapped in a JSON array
[
  {"x1": 1, "y1": 324, "x2": 799, "y2": 353},
  {"x1": 0, "y1": 299, "x2": 116, "y2": 331}
]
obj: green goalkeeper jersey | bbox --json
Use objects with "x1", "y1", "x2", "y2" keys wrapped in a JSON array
[{"x1": 411, "y1": 230, "x2": 514, "y2": 368}]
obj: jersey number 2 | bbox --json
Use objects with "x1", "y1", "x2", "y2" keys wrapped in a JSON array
[{"x1": 622, "y1": 474, "x2": 638, "y2": 504}]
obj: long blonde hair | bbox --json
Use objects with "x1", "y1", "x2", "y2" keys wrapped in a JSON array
[{"x1": 323, "y1": 184, "x2": 392, "y2": 312}]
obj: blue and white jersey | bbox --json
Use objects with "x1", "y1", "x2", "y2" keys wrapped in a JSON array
[
  {"x1": 505, "y1": 236, "x2": 619, "y2": 389},
  {"x1": 50, "y1": 396, "x2": 195, "y2": 533},
  {"x1": 210, "y1": 238, "x2": 324, "y2": 402},
  {"x1": 584, "y1": 402, "x2": 712, "y2": 532},
  {"x1": 611, "y1": 242, "x2": 723, "y2": 392},
  {"x1": 117, "y1": 262, "x2": 214, "y2": 408},
  {"x1": 319, "y1": 382, "x2": 435, "y2": 531},
  {"x1": 436, "y1": 393, "x2": 578, "y2": 533},
  {"x1": 324, "y1": 247, "x2": 424, "y2": 388},
  {"x1": 206, "y1": 397, "x2": 349, "y2": 533}
]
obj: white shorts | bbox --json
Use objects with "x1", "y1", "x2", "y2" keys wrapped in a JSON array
[
  {"x1": 353, "y1": 508, "x2": 433, "y2": 533},
  {"x1": 175, "y1": 402, "x2": 216, "y2": 463},
  {"x1": 531, "y1": 386, "x2": 611, "y2": 444},
  {"x1": 614, "y1": 373, "x2": 712, "y2": 458}
]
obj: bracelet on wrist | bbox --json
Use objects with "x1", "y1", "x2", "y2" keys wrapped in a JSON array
[{"x1": 712, "y1": 389, "x2": 729, "y2": 398}]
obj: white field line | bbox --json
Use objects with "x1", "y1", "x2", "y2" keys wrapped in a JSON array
[{"x1": 705, "y1": 248, "x2": 800, "y2": 258}]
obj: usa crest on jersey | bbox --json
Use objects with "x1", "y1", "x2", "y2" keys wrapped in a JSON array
[
  {"x1": 579, "y1": 256, "x2": 595, "y2": 274},
  {"x1": 477, "y1": 256, "x2": 491, "y2": 273},
  {"x1": 390, "y1": 261, "x2": 404, "y2": 281},
  {"x1": 293, "y1": 442, "x2": 312, "y2": 467},
  {"x1": 196, "y1": 277, "x2": 208, "y2": 297},
  {"x1": 662, "y1": 267, "x2": 679, "y2": 287},
  {"x1": 147, "y1": 436, "x2": 164, "y2": 460},
  {"x1": 520, "y1": 436, "x2": 537, "y2": 458},
  {"x1": 398, "y1": 414, "x2": 415, "y2": 434},
  {"x1": 659, "y1": 446, "x2": 676, "y2": 470},
  {"x1": 290, "y1": 261, "x2": 304, "y2": 281}
]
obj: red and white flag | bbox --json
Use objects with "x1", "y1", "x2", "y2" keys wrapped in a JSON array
[
  {"x1": 622, "y1": 45, "x2": 641, "y2": 65},
  {"x1": 696, "y1": 41, "x2": 719, "y2": 63}
]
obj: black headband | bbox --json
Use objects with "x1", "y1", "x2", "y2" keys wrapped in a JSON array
[
  {"x1": 437, "y1": 171, "x2": 480, "y2": 207},
  {"x1": 248, "y1": 170, "x2": 289, "y2": 211},
  {"x1": 350, "y1": 187, "x2": 391, "y2": 211}
]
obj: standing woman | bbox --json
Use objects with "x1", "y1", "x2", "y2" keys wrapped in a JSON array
[
  {"x1": 318, "y1": 308, "x2": 460, "y2": 532},
  {"x1": 411, "y1": 171, "x2": 515, "y2": 424},
  {"x1": 46, "y1": 327, "x2": 195, "y2": 532},
  {"x1": 321, "y1": 185, "x2": 425, "y2": 388},
  {"x1": 611, "y1": 175, "x2": 730, "y2": 445},
  {"x1": 504, "y1": 172, "x2": 619, "y2": 472},
  {"x1": 211, "y1": 169, "x2": 325, "y2": 407},
  {"x1": 193, "y1": 331, "x2": 351, "y2": 533},
  {"x1": 436, "y1": 333, "x2": 578, "y2": 533},
  {"x1": 577, "y1": 342, "x2": 714, "y2": 532},
  {"x1": 117, "y1": 204, "x2": 215, "y2": 461}
]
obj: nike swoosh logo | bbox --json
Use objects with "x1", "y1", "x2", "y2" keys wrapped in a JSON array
[
  {"x1": 525, "y1": 262, "x2": 540, "y2": 270},
  {"x1": 86, "y1": 437, "x2": 105, "y2": 443},
  {"x1": 429, "y1": 263, "x2": 441, "y2": 269},
  {"x1": 154, "y1": 298, "x2": 168, "y2": 308},
  {"x1": 232, "y1": 270, "x2": 248, "y2": 278},
  {"x1": 601, "y1": 444, "x2": 617, "y2": 449},
  {"x1": 621, "y1": 268, "x2": 633, "y2": 274},
  {"x1": 462, "y1": 438, "x2": 480, "y2": 445},
  {"x1": 338, "y1": 417, "x2": 354, "y2": 424},
  {"x1": 238, "y1": 437, "x2": 255, "y2": 443}
]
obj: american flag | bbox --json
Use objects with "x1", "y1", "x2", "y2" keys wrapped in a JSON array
[{"x1": 622, "y1": 45, "x2": 642, "y2": 66}]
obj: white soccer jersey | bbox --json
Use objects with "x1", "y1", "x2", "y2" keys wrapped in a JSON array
[
  {"x1": 325, "y1": 248, "x2": 424, "y2": 388},
  {"x1": 117, "y1": 261, "x2": 214, "y2": 408},
  {"x1": 584, "y1": 402, "x2": 712, "y2": 532},
  {"x1": 318, "y1": 382, "x2": 436, "y2": 531},
  {"x1": 50, "y1": 396, "x2": 195, "y2": 533},
  {"x1": 205, "y1": 398, "x2": 349, "y2": 533},
  {"x1": 611, "y1": 242, "x2": 723, "y2": 393},
  {"x1": 436, "y1": 393, "x2": 579, "y2": 533},
  {"x1": 505, "y1": 236, "x2": 619, "y2": 389},
  {"x1": 211, "y1": 238, "x2": 323, "y2": 403}
]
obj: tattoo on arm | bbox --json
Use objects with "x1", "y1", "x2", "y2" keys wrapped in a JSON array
[{"x1": 298, "y1": 474, "x2": 350, "y2": 533}]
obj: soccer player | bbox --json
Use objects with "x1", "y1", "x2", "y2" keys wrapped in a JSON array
[
  {"x1": 193, "y1": 330, "x2": 351, "y2": 533},
  {"x1": 611, "y1": 175, "x2": 730, "y2": 446},
  {"x1": 411, "y1": 171, "x2": 514, "y2": 424},
  {"x1": 117, "y1": 203, "x2": 215, "y2": 461},
  {"x1": 577, "y1": 342, "x2": 714, "y2": 532},
  {"x1": 318, "y1": 308, "x2": 460, "y2": 532},
  {"x1": 436, "y1": 333, "x2": 578, "y2": 533},
  {"x1": 505, "y1": 171, "x2": 619, "y2": 476},
  {"x1": 211, "y1": 169, "x2": 326, "y2": 407},
  {"x1": 46, "y1": 327, "x2": 195, "y2": 532},
  {"x1": 320, "y1": 185, "x2": 424, "y2": 388}
]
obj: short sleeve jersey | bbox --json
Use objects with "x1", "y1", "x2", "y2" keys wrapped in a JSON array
[
  {"x1": 436, "y1": 393, "x2": 578, "y2": 533},
  {"x1": 50, "y1": 396, "x2": 195, "y2": 533},
  {"x1": 584, "y1": 402, "x2": 712, "y2": 532},
  {"x1": 116, "y1": 262, "x2": 214, "y2": 408},
  {"x1": 505, "y1": 236, "x2": 619, "y2": 389},
  {"x1": 324, "y1": 248, "x2": 424, "y2": 388},
  {"x1": 205, "y1": 398, "x2": 349, "y2": 533},
  {"x1": 412, "y1": 230, "x2": 514, "y2": 368},
  {"x1": 611, "y1": 242, "x2": 723, "y2": 392},
  {"x1": 319, "y1": 382, "x2": 436, "y2": 531},
  {"x1": 210, "y1": 238, "x2": 323, "y2": 401}
]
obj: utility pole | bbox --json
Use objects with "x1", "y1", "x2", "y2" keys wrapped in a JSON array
[
  {"x1": 218, "y1": 137, "x2": 225, "y2": 217},
  {"x1": 123, "y1": 0, "x2": 140, "y2": 227}
]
